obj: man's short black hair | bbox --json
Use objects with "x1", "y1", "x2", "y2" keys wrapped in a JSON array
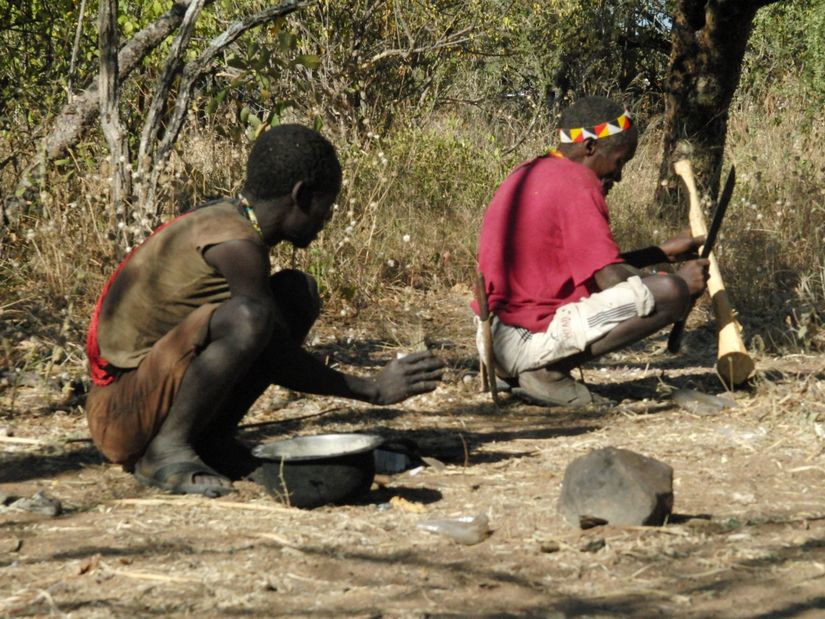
[
  {"x1": 243, "y1": 124, "x2": 342, "y2": 200},
  {"x1": 558, "y1": 96, "x2": 635, "y2": 149}
]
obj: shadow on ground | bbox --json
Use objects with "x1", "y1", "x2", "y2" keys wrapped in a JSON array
[{"x1": 0, "y1": 444, "x2": 103, "y2": 484}]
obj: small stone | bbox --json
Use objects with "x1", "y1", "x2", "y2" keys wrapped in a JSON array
[
  {"x1": 672, "y1": 388, "x2": 736, "y2": 415},
  {"x1": 2, "y1": 538, "x2": 22, "y2": 553},
  {"x1": 580, "y1": 537, "x2": 606, "y2": 552},
  {"x1": 539, "y1": 540, "x2": 561, "y2": 553},
  {"x1": 558, "y1": 447, "x2": 673, "y2": 528},
  {"x1": 421, "y1": 456, "x2": 446, "y2": 471},
  {"x1": 9, "y1": 491, "x2": 62, "y2": 517},
  {"x1": 579, "y1": 515, "x2": 609, "y2": 529}
]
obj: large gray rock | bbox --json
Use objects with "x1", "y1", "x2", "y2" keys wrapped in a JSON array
[{"x1": 557, "y1": 447, "x2": 673, "y2": 528}]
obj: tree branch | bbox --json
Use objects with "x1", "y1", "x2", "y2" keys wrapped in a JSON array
[
  {"x1": 360, "y1": 27, "x2": 473, "y2": 68},
  {"x1": 43, "y1": 0, "x2": 214, "y2": 163},
  {"x1": 618, "y1": 32, "x2": 671, "y2": 55},
  {"x1": 143, "y1": 0, "x2": 312, "y2": 216},
  {"x1": 67, "y1": 0, "x2": 88, "y2": 101},
  {"x1": 136, "y1": 0, "x2": 207, "y2": 211}
]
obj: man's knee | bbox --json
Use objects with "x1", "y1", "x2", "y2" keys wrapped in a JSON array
[
  {"x1": 213, "y1": 296, "x2": 275, "y2": 352},
  {"x1": 647, "y1": 274, "x2": 691, "y2": 321}
]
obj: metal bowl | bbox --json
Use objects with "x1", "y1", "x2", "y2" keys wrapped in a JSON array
[{"x1": 252, "y1": 433, "x2": 384, "y2": 509}]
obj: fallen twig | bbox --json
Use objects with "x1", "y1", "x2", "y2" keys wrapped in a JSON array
[
  {"x1": 0, "y1": 435, "x2": 49, "y2": 445},
  {"x1": 239, "y1": 405, "x2": 348, "y2": 429},
  {"x1": 101, "y1": 562, "x2": 201, "y2": 584},
  {"x1": 256, "y1": 532, "x2": 300, "y2": 547}
]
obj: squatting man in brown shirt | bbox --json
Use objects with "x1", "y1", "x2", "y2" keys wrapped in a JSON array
[{"x1": 85, "y1": 124, "x2": 444, "y2": 497}]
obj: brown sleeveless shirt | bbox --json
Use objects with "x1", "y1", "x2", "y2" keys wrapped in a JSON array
[{"x1": 97, "y1": 201, "x2": 264, "y2": 369}]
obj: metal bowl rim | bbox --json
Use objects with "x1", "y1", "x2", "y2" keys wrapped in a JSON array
[{"x1": 252, "y1": 433, "x2": 385, "y2": 462}]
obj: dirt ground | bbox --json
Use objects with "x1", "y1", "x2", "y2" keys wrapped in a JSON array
[{"x1": 2, "y1": 286, "x2": 825, "y2": 618}]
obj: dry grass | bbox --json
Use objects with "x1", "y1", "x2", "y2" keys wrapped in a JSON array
[{"x1": 1, "y1": 80, "x2": 824, "y2": 397}]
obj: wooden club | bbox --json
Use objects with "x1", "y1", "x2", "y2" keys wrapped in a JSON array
[{"x1": 673, "y1": 159, "x2": 755, "y2": 388}]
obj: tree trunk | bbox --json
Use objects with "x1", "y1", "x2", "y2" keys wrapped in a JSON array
[
  {"x1": 98, "y1": 0, "x2": 132, "y2": 249},
  {"x1": 655, "y1": 0, "x2": 779, "y2": 214}
]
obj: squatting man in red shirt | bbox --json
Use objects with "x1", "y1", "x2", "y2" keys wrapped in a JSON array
[
  {"x1": 473, "y1": 96, "x2": 710, "y2": 407},
  {"x1": 85, "y1": 124, "x2": 444, "y2": 497}
]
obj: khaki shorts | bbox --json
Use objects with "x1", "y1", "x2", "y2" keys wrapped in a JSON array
[
  {"x1": 476, "y1": 276, "x2": 655, "y2": 377},
  {"x1": 85, "y1": 303, "x2": 219, "y2": 468}
]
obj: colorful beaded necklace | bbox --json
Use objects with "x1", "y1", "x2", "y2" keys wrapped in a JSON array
[{"x1": 238, "y1": 195, "x2": 263, "y2": 239}]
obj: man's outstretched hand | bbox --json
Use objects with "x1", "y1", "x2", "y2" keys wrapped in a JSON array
[
  {"x1": 373, "y1": 350, "x2": 445, "y2": 405},
  {"x1": 660, "y1": 228, "x2": 705, "y2": 262}
]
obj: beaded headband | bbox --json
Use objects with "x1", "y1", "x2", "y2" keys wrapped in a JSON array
[{"x1": 558, "y1": 111, "x2": 633, "y2": 144}]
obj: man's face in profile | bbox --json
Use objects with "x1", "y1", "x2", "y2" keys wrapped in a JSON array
[{"x1": 287, "y1": 190, "x2": 338, "y2": 248}]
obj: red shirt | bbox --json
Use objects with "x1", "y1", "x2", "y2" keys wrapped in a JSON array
[{"x1": 472, "y1": 155, "x2": 622, "y2": 332}]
